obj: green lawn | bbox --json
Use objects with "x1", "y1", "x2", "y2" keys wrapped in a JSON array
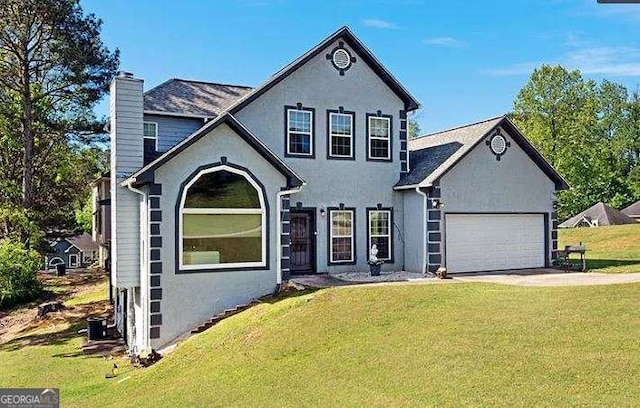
[
  {"x1": 558, "y1": 223, "x2": 640, "y2": 273},
  {"x1": 3, "y1": 282, "x2": 639, "y2": 407}
]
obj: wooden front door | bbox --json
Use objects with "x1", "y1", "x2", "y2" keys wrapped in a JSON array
[{"x1": 290, "y1": 209, "x2": 316, "y2": 274}]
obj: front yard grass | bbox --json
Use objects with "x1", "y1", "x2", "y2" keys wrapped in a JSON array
[{"x1": 558, "y1": 223, "x2": 640, "y2": 273}]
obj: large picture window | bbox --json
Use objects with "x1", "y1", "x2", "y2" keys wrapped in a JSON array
[
  {"x1": 328, "y1": 111, "x2": 354, "y2": 159},
  {"x1": 368, "y1": 209, "x2": 392, "y2": 261},
  {"x1": 367, "y1": 114, "x2": 392, "y2": 161},
  {"x1": 179, "y1": 166, "x2": 266, "y2": 270},
  {"x1": 329, "y1": 209, "x2": 355, "y2": 263},
  {"x1": 286, "y1": 107, "x2": 314, "y2": 157}
]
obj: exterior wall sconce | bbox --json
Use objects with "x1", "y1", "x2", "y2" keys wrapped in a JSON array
[
  {"x1": 320, "y1": 208, "x2": 326, "y2": 217},
  {"x1": 431, "y1": 198, "x2": 444, "y2": 209}
]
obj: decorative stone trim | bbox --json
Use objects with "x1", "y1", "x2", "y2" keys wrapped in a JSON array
[
  {"x1": 426, "y1": 182, "x2": 443, "y2": 274},
  {"x1": 148, "y1": 184, "x2": 163, "y2": 340},
  {"x1": 399, "y1": 110, "x2": 408, "y2": 174},
  {"x1": 281, "y1": 195, "x2": 291, "y2": 281},
  {"x1": 550, "y1": 203, "x2": 558, "y2": 261}
]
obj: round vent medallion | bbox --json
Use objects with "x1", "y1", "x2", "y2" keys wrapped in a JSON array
[
  {"x1": 485, "y1": 129, "x2": 511, "y2": 160},
  {"x1": 490, "y1": 134, "x2": 507, "y2": 155},
  {"x1": 332, "y1": 49, "x2": 351, "y2": 69}
]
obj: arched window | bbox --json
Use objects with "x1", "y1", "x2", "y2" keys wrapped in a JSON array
[{"x1": 179, "y1": 166, "x2": 266, "y2": 270}]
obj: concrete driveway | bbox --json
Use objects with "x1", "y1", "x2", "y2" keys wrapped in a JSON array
[{"x1": 451, "y1": 268, "x2": 640, "y2": 287}]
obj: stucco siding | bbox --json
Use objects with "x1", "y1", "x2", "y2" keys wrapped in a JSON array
[
  {"x1": 152, "y1": 123, "x2": 289, "y2": 347},
  {"x1": 143, "y1": 114, "x2": 204, "y2": 152},
  {"x1": 402, "y1": 190, "x2": 424, "y2": 273},
  {"x1": 438, "y1": 127, "x2": 556, "y2": 267},
  {"x1": 235, "y1": 37, "x2": 406, "y2": 273}
]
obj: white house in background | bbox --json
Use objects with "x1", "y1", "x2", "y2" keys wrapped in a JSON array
[{"x1": 107, "y1": 26, "x2": 568, "y2": 352}]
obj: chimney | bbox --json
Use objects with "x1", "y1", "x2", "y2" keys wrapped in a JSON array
[{"x1": 110, "y1": 73, "x2": 144, "y2": 181}]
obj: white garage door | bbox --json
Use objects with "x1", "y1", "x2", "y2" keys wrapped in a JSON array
[{"x1": 445, "y1": 214, "x2": 545, "y2": 273}]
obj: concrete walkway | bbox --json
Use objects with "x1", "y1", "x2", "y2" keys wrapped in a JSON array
[{"x1": 452, "y1": 268, "x2": 640, "y2": 287}]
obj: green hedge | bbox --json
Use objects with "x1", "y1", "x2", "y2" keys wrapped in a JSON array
[{"x1": 0, "y1": 239, "x2": 42, "y2": 308}]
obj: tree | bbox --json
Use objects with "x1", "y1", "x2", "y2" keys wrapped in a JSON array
[
  {"x1": 408, "y1": 118, "x2": 421, "y2": 140},
  {"x1": 0, "y1": 0, "x2": 118, "y2": 241}
]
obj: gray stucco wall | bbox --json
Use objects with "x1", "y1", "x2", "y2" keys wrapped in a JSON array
[
  {"x1": 143, "y1": 114, "x2": 204, "y2": 153},
  {"x1": 152, "y1": 123, "x2": 288, "y2": 347},
  {"x1": 235, "y1": 37, "x2": 407, "y2": 273},
  {"x1": 402, "y1": 190, "x2": 424, "y2": 273},
  {"x1": 437, "y1": 127, "x2": 556, "y2": 267}
]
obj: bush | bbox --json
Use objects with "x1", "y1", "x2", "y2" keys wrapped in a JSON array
[{"x1": 0, "y1": 239, "x2": 43, "y2": 309}]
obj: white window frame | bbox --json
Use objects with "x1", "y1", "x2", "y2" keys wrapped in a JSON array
[
  {"x1": 368, "y1": 116, "x2": 391, "y2": 160},
  {"x1": 69, "y1": 254, "x2": 79, "y2": 268},
  {"x1": 329, "y1": 112, "x2": 354, "y2": 158},
  {"x1": 368, "y1": 209, "x2": 392, "y2": 261},
  {"x1": 286, "y1": 108, "x2": 313, "y2": 156},
  {"x1": 143, "y1": 121, "x2": 158, "y2": 150},
  {"x1": 329, "y1": 209, "x2": 354, "y2": 263},
  {"x1": 178, "y1": 165, "x2": 267, "y2": 271}
]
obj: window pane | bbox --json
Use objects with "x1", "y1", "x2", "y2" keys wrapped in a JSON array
[
  {"x1": 332, "y1": 237, "x2": 352, "y2": 261},
  {"x1": 370, "y1": 212, "x2": 389, "y2": 235},
  {"x1": 331, "y1": 211, "x2": 352, "y2": 236},
  {"x1": 289, "y1": 110, "x2": 311, "y2": 133},
  {"x1": 370, "y1": 118, "x2": 389, "y2": 138},
  {"x1": 183, "y1": 213, "x2": 262, "y2": 265},
  {"x1": 371, "y1": 237, "x2": 390, "y2": 259},
  {"x1": 143, "y1": 122, "x2": 157, "y2": 138},
  {"x1": 331, "y1": 114, "x2": 352, "y2": 136},
  {"x1": 331, "y1": 135, "x2": 351, "y2": 156},
  {"x1": 370, "y1": 139, "x2": 389, "y2": 158},
  {"x1": 185, "y1": 171, "x2": 260, "y2": 209},
  {"x1": 289, "y1": 133, "x2": 311, "y2": 154}
]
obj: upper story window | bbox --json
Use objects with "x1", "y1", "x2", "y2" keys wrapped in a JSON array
[
  {"x1": 143, "y1": 121, "x2": 158, "y2": 165},
  {"x1": 328, "y1": 110, "x2": 355, "y2": 159},
  {"x1": 285, "y1": 106, "x2": 314, "y2": 157},
  {"x1": 179, "y1": 166, "x2": 266, "y2": 271},
  {"x1": 367, "y1": 114, "x2": 392, "y2": 161}
]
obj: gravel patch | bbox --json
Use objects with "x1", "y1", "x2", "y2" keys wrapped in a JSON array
[{"x1": 330, "y1": 271, "x2": 432, "y2": 283}]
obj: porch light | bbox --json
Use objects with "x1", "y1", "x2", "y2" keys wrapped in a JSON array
[{"x1": 320, "y1": 208, "x2": 326, "y2": 217}]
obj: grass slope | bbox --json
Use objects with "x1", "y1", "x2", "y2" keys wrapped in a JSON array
[
  {"x1": 73, "y1": 283, "x2": 640, "y2": 407},
  {"x1": 558, "y1": 224, "x2": 640, "y2": 273}
]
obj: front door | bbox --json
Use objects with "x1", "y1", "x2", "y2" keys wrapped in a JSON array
[{"x1": 290, "y1": 209, "x2": 316, "y2": 274}]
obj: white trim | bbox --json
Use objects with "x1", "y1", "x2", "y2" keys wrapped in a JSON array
[
  {"x1": 143, "y1": 121, "x2": 159, "y2": 150},
  {"x1": 48, "y1": 257, "x2": 64, "y2": 267},
  {"x1": 368, "y1": 209, "x2": 392, "y2": 261},
  {"x1": 178, "y1": 165, "x2": 267, "y2": 270},
  {"x1": 286, "y1": 108, "x2": 313, "y2": 156},
  {"x1": 368, "y1": 116, "x2": 391, "y2": 160},
  {"x1": 63, "y1": 241, "x2": 82, "y2": 253},
  {"x1": 276, "y1": 185, "x2": 304, "y2": 285},
  {"x1": 329, "y1": 112, "x2": 354, "y2": 158},
  {"x1": 69, "y1": 254, "x2": 79, "y2": 268},
  {"x1": 329, "y1": 209, "x2": 354, "y2": 263},
  {"x1": 182, "y1": 208, "x2": 262, "y2": 215}
]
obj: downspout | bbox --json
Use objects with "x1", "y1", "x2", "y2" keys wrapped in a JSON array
[
  {"x1": 415, "y1": 186, "x2": 428, "y2": 274},
  {"x1": 275, "y1": 183, "x2": 305, "y2": 292},
  {"x1": 125, "y1": 179, "x2": 149, "y2": 351}
]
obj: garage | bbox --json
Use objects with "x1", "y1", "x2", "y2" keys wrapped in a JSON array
[{"x1": 445, "y1": 214, "x2": 546, "y2": 273}]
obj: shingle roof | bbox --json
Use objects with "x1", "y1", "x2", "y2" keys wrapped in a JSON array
[
  {"x1": 67, "y1": 233, "x2": 99, "y2": 251},
  {"x1": 143, "y1": 79, "x2": 253, "y2": 118},
  {"x1": 622, "y1": 200, "x2": 640, "y2": 217},
  {"x1": 396, "y1": 116, "x2": 504, "y2": 188},
  {"x1": 396, "y1": 142, "x2": 463, "y2": 187},
  {"x1": 559, "y1": 202, "x2": 637, "y2": 227}
]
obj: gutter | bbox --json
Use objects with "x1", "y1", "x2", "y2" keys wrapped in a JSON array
[
  {"x1": 415, "y1": 186, "x2": 428, "y2": 274},
  {"x1": 125, "y1": 179, "x2": 150, "y2": 352},
  {"x1": 275, "y1": 183, "x2": 305, "y2": 291}
]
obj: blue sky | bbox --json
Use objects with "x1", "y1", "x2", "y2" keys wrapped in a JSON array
[{"x1": 85, "y1": 0, "x2": 640, "y2": 134}]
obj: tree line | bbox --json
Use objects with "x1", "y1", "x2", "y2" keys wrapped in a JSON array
[{"x1": 511, "y1": 65, "x2": 640, "y2": 220}]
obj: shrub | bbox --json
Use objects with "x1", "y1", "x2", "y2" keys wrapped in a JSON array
[{"x1": 0, "y1": 239, "x2": 43, "y2": 308}]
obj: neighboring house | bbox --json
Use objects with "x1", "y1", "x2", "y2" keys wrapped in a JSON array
[
  {"x1": 108, "y1": 26, "x2": 567, "y2": 352},
  {"x1": 558, "y1": 202, "x2": 636, "y2": 228},
  {"x1": 91, "y1": 171, "x2": 111, "y2": 270},
  {"x1": 45, "y1": 233, "x2": 99, "y2": 270},
  {"x1": 621, "y1": 200, "x2": 640, "y2": 221}
]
